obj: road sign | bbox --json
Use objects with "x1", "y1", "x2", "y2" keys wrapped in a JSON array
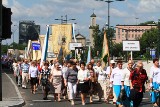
[
  {"x1": 69, "y1": 42, "x2": 82, "y2": 50},
  {"x1": 47, "y1": 52, "x2": 57, "y2": 58},
  {"x1": 123, "y1": 40, "x2": 140, "y2": 51},
  {"x1": 32, "y1": 43, "x2": 40, "y2": 50}
]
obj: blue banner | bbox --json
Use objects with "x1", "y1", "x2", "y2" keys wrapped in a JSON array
[{"x1": 32, "y1": 43, "x2": 40, "y2": 50}]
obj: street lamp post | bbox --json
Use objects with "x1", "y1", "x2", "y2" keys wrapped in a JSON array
[
  {"x1": 12, "y1": 25, "x2": 18, "y2": 50},
  {"x1": 55, "y1": 15, "x2": 76, "y2": 24},
  {"x1": 95, "y1": 0, "x2": 125, "y2": 60}
]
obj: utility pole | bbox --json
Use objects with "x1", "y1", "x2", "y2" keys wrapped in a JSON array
[{"x1": 0, "y1": 0, "x2": 2, "y2": 101}]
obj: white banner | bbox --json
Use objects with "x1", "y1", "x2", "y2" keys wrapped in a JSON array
[
  {"x1": 123, "y1": 40, "x2": 140, "y2": 51},
  {"x1": 69, "y1": 42, "x2": 82, "y2": 50}
]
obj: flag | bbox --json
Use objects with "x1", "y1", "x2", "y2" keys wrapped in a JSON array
[
  {"x1": 26, "y1": 40, "x2": 32, "y2": 59},
  {"x1": 72, "y1": 23, "x2": 77, "y2": 42},
  {"x1": 102, "y1": 31, "x2": 109, "y2": 68},
  {"x1": 86, "y1": 45, "x2": 91, "y2": 64},
  {"x1": 40, "y1": 25, "x2": 49, "y2": 66}
]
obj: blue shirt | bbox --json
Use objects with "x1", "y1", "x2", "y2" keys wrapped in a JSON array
[{"x1": 21, "y1": 63, "x2": 30, "y2": 73}]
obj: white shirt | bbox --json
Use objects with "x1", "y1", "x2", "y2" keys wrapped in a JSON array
[
  {"x1": 156, "y1": 72, "x2": 160, "y2": 84},
  {"x1": 121, "y1": 67, "x2": 131, "y2": 86},
  {"x1": 78, "y1": 69, "x2": 90, "y2": 83},
  {"x1": 29, "y1": 66, "x2": 39, "y2": 78},
  {"x1": 150, "y1": 66, "x2": 160, "y2": 82},
  {"x1": 94, "y1": 66, "x2": 107, "y2": 81},
  {"x1": 106, "y1": 66, "x2": 115, "y2": 75},
  {"x1": 110, "y1": 67, "x2": 123, "y2": 85}
]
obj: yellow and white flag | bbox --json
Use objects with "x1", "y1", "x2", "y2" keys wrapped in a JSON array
[{"x1": 102, "y1": 31, "x2": 109, "y2": 68}]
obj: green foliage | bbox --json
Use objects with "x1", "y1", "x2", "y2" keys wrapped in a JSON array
[
  {"x1": 92, "y1": 25, "x2": 115, "y2": 58},
  {"x1": 112, "y1": 42, "x2": 125, "y2": 57},
  {"x1": 1, "y1": 45, "x2": 8, "y2": 54},
  {"x1": 92, "y1": 25, "x2": 103, "y2": 57},
  {"x1": 139, "y1": 21, "x2": 157, "y2": 25},
  {"x1": 139, "y1": 28, "x2": 159, "y2": 57},
  {"x1": 2, "y1": 42, "x2": 27, "y2": 55}
]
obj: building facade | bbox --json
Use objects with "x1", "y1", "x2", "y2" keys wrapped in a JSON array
[
  {"x1": 115, "y1": 25, "x2": 157, "y2": 43},
  {"x1": 89, "y1": 12, "x2": 96, "y2": 47},
  {"x1": 72, "y1": 33, "x2": 86, "y2": 47},
  {"x1": 19, "y1": 21, "x2": 40, "y2": 44}
]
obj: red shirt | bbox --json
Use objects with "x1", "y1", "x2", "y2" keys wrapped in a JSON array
[
  {"x1": 37, "y1": 64, "x2": 42, "y2": 72},
  {"x1": 129, "y1": 68, "x2": 147, "y2": 92}
]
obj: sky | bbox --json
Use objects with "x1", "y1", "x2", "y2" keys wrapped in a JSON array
[{"x1": 2, "y1": 0, "x2": 160, "y2": 45}]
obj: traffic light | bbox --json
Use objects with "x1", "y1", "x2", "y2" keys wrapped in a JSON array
[{"x1": 2, "y1": 5, "x2": 12, "y2": 39}]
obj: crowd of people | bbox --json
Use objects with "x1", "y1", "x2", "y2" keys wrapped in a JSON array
[{"x1": 11, "y1": 57, "x2": 160, "y2": 107}]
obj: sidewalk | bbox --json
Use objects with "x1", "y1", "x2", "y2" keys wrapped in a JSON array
[{"x1": 0, "y1": 70, "x2": 24, "y2": 107}]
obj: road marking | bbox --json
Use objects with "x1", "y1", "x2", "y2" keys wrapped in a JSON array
[
  {"x1": 30, "y1": 104, "x2": 33, "y2": 106},
  {"x1": 32, "y1": 100, "x2": 52, "y2": 102},
  {"x1": 48, "y1": 95, "x2": 54, "y2": 98},
  {"x1": 142, "y1": 98, "x2": 149, "y2": 100}
]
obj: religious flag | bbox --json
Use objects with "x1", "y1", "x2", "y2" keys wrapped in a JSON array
[
  {"x1": 72, "y1": 23, "x2": 77, "y2": 42},
  {"x1": 86, "y1": 46, "x2": 91, "y2": 64},
  {"x1": 26, "y1": 40, "x2": 32, "y2": 59},
  {"x1": 40, "y1": 25, "x2": 49, "y2": 66},
  {"x1": 102, "y1": 31, "x2": 109, "y2": 68}
]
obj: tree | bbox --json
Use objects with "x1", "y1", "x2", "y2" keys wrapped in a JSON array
[
  {"x1": 1, "y1": 43, "x2": 27, "y2": 55},
  {"x1": 139, "y1": 28, "x2": 159, "y2": 58},
  {"x1": 139, "y1": 21, "x2": 156, "y2": 25},
  {"x1": 92, "y1": 25, "x2": 103, "y2": 58},
  {"x1": 112, "y1": 42, "x2": 125, "y2": 57},
  {"x1": 92, "y1": 25, "x2": 115, "y2": 59}
]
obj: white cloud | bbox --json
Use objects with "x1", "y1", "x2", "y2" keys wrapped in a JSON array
[
  {"x1": 11, "y1": 0, "x2": 56, "y2": 18},
  {"x1": 2, "y1": 0, "x2": 9, "y2": 6},
  {"x1": 110, "y1": 8, "x2": 129, "y2": 17},
  {"x1": 97, "y1": 8, "x2": 129, "y2": 18},
  {"x1": 62, "y1": 7, "x2": 84, "y2": 14},
  {"x1": 136, "y1": 0, "x2": 160, "y2": 13}
]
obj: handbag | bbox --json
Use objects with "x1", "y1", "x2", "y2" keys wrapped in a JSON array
[
  {"x1": 41, "y1": 79, "x2": 47, "y2": 86},
  {"x1": 109, "y1": 88, "x2": 114, "y2": 99},
  {"x1": 117, "y1": 88, "x2": 127, "y2": 102},
  {"x1": 129, "y1": 89, "x2": 138, "y2": 101}
]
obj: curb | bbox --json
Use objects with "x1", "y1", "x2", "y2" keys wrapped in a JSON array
[{"x1": 4, "y1": 73, "x2": 25, "y2": 107}]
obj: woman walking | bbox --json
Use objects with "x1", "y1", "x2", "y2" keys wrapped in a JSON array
[
  {"x1": 78, "y1": 62, "x2": 90, "y2": 105},
  {"x1": 29, "y1": 61, "x2": 39, "y2": 94},
  {"x1": 39, "y1": 63, "x2": 51, "y2": 100},
  {"x1": 130, "y1": 61, "x2": 148, "y2": 107},
  {"x1": 87, "y1": 63, "x2": 97, "y2": 103},
  {"x1": 51, "y1": 62, "x2": 63, "y2": 102},
  {"x1": 64, "y1": 61, "x2": 78, "y2": 105}
]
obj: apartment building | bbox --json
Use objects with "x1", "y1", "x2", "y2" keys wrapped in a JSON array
[{"x1": 114, "y1": 25, "x2": 157, "y2": 43}]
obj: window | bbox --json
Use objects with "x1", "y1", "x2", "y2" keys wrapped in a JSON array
[
  {"x1": 132, "y1": 34, "x2": 134, "y2": 38},
  {"x1": 122, "y1": 34, "x2": 124, "y2": 39},
  {"x1": 135, "y1": 34, "x2": 137, "y2": 38},
  {"x1": 128, "y1": 34, "x2": 130, "y2": 38},
  {"x1": 138, "y1": 34, "x2": 141, "y2": 38},
  {"x1": 118, "y1": 35, "x2": 120, "y2": 39},
  {"x1": 118, "y1": 28, "x2": 120, "y2": 35}
]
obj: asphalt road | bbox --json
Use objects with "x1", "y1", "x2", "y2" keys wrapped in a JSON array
[{"x1": 5, "y1": 70, "x2": 153, "y2": 107}]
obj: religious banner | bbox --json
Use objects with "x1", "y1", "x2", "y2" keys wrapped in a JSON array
[{"x1": 51, "y1": 24, "x2": 72, "y2": 55}]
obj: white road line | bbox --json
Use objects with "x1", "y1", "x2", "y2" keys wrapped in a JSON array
[
  {"x1": 48, "y1": 95, "x2": 54, "y2": 98},
  {"x1": 32, "y1": 100, "x2": 52, "y2": 102},
  {"x1": 142, "y1": 98, "x2": 149, "y2": 100}
]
